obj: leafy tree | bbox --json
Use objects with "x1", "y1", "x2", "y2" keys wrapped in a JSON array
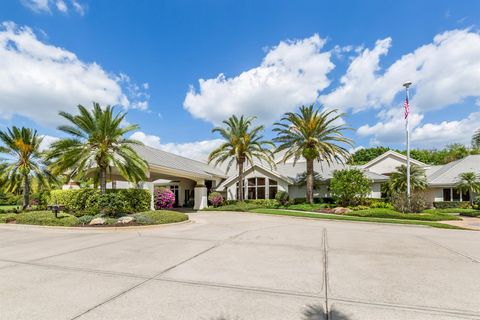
[
  {"x1": 387, "y1": 164, "x2": 427, "y2": 194},
  {"x1": 455, "y1": 172, "x2": 480, "y2": 207},
  {"x1": 274, "y1": 105, "x2": 352, "y2": 204},
  {"x1": 208, "y1": 115, "x2": 274, "y2": 201},
  {"x1": 294, "y1": 171, "x2": 323, "y2": 190},
  {"x1": 348, "y1": 147, "x2": 390, "y2": 165},
  {"x1": 330, "y1": 169, "x2": 371, "y2": 206},
  {"x1": 0, "y1": 127, "x2": 54, "y2": 209},
  {"x1": 46, "y1": 103, "x2": 148, "y2": 194},
  {"x1": 472, "y1": 129, "x2": 480, "y2": 149}
]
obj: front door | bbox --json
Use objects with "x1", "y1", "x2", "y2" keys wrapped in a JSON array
[{"x1": 170, "y1": 185, "x2": 179, "y2": 207}]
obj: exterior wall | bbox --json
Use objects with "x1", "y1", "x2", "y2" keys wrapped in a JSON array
[
  {"x1": 366, "y1": 155, "x2": 407, "y2": 175},
  {"x1": 155, "y1": 179, "x2": 196, "y2": 207},
  {"x1": 369, "y1": 182, "x2": 382, "y2": 199},
  {"x1": 225, "y1": 167, "x2": 288, "y2": 200},
  {"x1": 424, "y1": 187, "x2": 444, "y2": 204},
  {"x1": 290, "y1": 183, "x2": 382, "y2": 200}
]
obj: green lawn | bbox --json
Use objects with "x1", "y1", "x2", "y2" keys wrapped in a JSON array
[
  {"x1": 249, "y1": 208, "x2": 465, "y2": 230},
  {"x1": 347, "y1": 208, "x2": 460, "y2": 221},
  {"x1": 0, "y1": 210, "x2": 188, "y2": 227},
  {"x1": 423, "y1": 208, "x2": 480, "y2": 217},
  {"x1": 0, "y1": 205, "x2": 21, "y2": 211}
]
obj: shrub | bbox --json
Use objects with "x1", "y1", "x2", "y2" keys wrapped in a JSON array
[
  {"x1": 208, "y1": 192, "x2": 224, "y2": 207},
  {"x1": 330, "y1": 169, "x2": 371, "y2": 206},
  {"x1": 246, "y1": 199, "x2": 280, "y2": 208},
  {"x1": 139, "y1": 210, "x2": 188, "y2": 224},
  {"x1": 78, "y1": 215, "x2": 94, "y2": 225},
  {"x1": 369, "y1": 200, "x2": 394, "y2": 209},
  {"x1": 275, "y1": 191, "x2": 289, "y2": 205},
  {"x1": 133, "y1": 214, "x2": 154, "y2": 225},
  {"x1": 13, "y1": 211, "x2": 79, "y2": 227},
  {"x1": 93, "y1": 193, "x2": 126, "y2": 217},
  {"x1": 155, "y1": 188, "x2": 176, "y2": 209},
  {"x1": 49, "y1": 189, "x2": 150, "y2": 215},
  {"x1": 392, "y1": 191, "x2": 427, "y2": 213},
  {"x1": 433, "y1": 201, "x2": 470, "y2": 209}
]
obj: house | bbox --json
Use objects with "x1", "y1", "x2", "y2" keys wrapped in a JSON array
[{"x1": 105, "y1": 146, "x2": 478, "y2": 210}]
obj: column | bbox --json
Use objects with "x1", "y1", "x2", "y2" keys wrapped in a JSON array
[
  {"x1": 146, "y1": 181, "x2": 155, "y2": 210},
  {"x1": 194, "y1": 180, "x2": 208, "y2": 210}
]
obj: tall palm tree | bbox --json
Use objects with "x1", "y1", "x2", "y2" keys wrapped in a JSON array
[
  {"x1": 388, "y1": 164, "x2": 428, "y2": 192},
  {"x1": 208, "y1": 115, "x2": 274, "y2": 202},
  {"x1": 472, "y1": 129, "x2": 480, "y2": 149},
  {"x1": 273, "y1": 105, "x2": 352, "y2": 204},
  {"x1": 46, "y1": 103, "x2": 148, "y2": 194},
  {"x1": 455, "y1": 172, "x2": 480, "y2": 206},
  {"x1": 0, "y1": 127, "x2": 53, "y2": 209}
]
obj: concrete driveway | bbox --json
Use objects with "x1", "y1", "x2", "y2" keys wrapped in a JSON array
[{"x1": 1, "y1": 212, "x2": 479, "y2": 320}]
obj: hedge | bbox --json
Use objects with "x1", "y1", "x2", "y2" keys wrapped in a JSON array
[
  {"x1": 49, "y1": 189, "x2": 150, "y2": 215},
  {"x1": 433, "y1": 201, "x2": 470, "y2": 209}
]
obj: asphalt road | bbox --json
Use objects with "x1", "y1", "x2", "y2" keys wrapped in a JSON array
[{"x1": 1, "y1": 212, "x2": 479, "y2": 320}]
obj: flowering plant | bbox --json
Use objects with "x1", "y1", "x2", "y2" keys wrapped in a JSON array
[
  {"x1": 155, "y1": 188, "x2": 176, "y2": 209},
  {"x1": 208, "y1": 192, "x2": 224, "y2": 207}
]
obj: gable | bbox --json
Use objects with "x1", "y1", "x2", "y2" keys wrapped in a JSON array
[{"x1": 363, "y1": 151, "x2": 426, "y2": 175}]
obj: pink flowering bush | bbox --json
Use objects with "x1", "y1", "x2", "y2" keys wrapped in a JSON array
[
  {"x1": 155, "y1": 188, "x2": 176, "y2": 209},
  {"x1": 208, "y1": 192, "x2": 224, "y2": 207}
]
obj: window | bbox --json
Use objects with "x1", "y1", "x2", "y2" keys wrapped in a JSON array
[
  {"x1": 269, "y1": 179, "x2": 278, "y2": 199},
  {"x1": 452, "y1": 188, "x2": 461, "y2": 201},
  {"x1": 443, "y1": 188, "x2": 451, "y2": 201}
]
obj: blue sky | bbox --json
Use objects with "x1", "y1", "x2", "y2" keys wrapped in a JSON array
[{"x1": 1, "y1": 0, "x2": 480, "y2": 160}]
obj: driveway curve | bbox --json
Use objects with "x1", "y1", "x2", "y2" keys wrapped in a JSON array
[{"x1": 1, "y1": 211, "x2": 479, "y2": 320}]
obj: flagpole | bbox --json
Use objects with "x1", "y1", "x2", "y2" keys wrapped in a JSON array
[{"x1": 403, "y1": 81, "x2": 412, "y2": 209}]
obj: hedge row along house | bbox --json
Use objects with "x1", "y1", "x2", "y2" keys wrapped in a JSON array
[{"x1": 68, "y1": 146, "x2": 479, "y2": 210}]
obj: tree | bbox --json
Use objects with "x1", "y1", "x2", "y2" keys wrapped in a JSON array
[
  {"x1": 455, "y1": 172, "x2": 480, "y2": 207},
  {"x1": 208, "y1": 115, "x2": 274, "y2": 202},
  {"x1": 329, "y1": 169, "x2": 371, "y2": 206},
  {"x1": 274, "y1": 105, "x2": 352, "y2": 204},
  {"x1": 46, "y1": 103, "x2": 148, "y2": 194},
  {"x1": 348, "y1": 147, "x2": 390, "y2": 165},
  {"x1": 472, "y1": 129, "x2": 480, "y2": 149},
  {"x1": 0, "y1": 127, "x2": 53, "y2": 209},
  {"x1": 387, "y1": 164, "x2": 428, "y2": 193},
  {"x1": 294, "y1": 171, "x2": 323, "y2": 190}
]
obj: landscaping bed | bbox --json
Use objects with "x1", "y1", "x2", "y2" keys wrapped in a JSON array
[{"x1": 0, "y1": 210, "x2": 188, "y2": 227}]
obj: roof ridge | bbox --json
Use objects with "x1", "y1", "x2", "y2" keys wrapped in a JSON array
[
  {"x1": 139, "y1": 144, "x2": 217, "y2": 169},
  {"x1": 428, "y1": 156, "x2": 469, "y2": 183}
]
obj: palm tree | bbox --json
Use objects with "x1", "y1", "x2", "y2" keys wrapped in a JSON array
[
  {"x1": 388, "y1": 164, "x2": 428, "y2": 192},
  {"x1": 0, "y1": 127, "x2": 53, "y2": 209},
  {"x1": 455, "y1": 172, "x2": 480, "y2": 206},
  {"x1": 472, "y1": 129, "x2": 480, "y2": 149},
  {"x1": 208, "y1": 115, "x2": 274, "y2": 202},
  {"x1": 46, "y1": 103, "x2": 148, "y2": 194},
  {"x1": 273, "y1": 105, "x2": 352, "y2": 204}
]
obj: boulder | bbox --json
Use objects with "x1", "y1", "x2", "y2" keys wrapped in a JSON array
[
  {"x1": 118, "y1": 216, "x2": 134, "y2": 224},
  {"x1": 332, "y1": 207, "x2": 352, "y2": 214},
  {"x1": 89, "y1": 218, "x2": 106, "y2": 225}
]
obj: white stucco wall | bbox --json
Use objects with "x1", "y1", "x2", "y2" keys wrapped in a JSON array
[
  {"x1": 370, "y1": 182, "x2": 382, "y2": 199},
  {"x1": 366, "y1": 155, "x2": 406, "y2": 175}
]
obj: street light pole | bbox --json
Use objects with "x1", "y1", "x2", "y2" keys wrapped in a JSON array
[{"x1": 403, "y1": 81, "x2": 412, "y2": 209}]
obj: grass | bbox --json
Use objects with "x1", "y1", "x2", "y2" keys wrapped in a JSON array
[
  {"x1": 0, "y1": 205, "x2": 22, "y2": 212},
  {"x1": 0, "y1": 211, "x2": 79, "y2": 226},
  {"x1": 249, "y1": 208, "x2": 465, "y2": 230},
  {"x1": 0, "y1": 210, "x2": 188, "y2": 227},
  {"x1": 286, "y1": 203, "x2": 329, "y2": 211},
  {"x1": 423, "y1": 208, "x2": 480, "y2": 217},
  {"x1": 134, "y1": 210, "x2": 188, "y2": 224},
  {"x1": 202, "y1": 202, "x2": 262, "y2": 212},
  {"x1": 346, "y1": 208, "x2": 461, "y2": 221}
]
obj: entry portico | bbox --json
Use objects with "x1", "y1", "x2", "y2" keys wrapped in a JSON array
[{"x1": 110, "y1": 145, "x2": 226, "y2": 210}]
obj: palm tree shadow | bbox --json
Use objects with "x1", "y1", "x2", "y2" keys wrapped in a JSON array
[{"x1": 303, "y1": 304, "x2": 351, "y2": 320}]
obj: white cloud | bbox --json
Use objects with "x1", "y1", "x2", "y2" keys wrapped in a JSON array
[
  {"x1": 39, "y1": 135, "x2": 59, "y2": 151},
  {"x1": 21, "y1": 0, "x2": 86, "y2": 15},
  {"x1": 184, "y1": 34, "x2": 334, "y2": 125},
  {"x1": 130, "y1": 131, "x2": 223, "y2": 162},
  {"x1": 321, "y1": 29, "x2": 480, "y2": 115},
  {"x1": 55, "y1": 0, "x2": 67, "y2": 12},
  {"x1": 412, "y1": 112, "x2": 480, "y2": 147},
  {"x1": 0, "y1": 22, "x2": 148, "y2": 125}
]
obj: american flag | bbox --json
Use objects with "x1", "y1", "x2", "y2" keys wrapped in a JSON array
[{"x1": 404, "y1": 96, "x2": 410, "y2": 119}]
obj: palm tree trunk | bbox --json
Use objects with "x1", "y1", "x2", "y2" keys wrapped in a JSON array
[
  {"x1": 100, "y1": 166, "x2": 107, "y2": 194},
  {"x1": 306, "y1": 159, "x2": 314, "y2": 204},
  {"x1": 238, "y1": 158, "x2": 245, "y2": 202},
  {"x1": 22, "y1": 174, "x2": 29, "y2": 210}
]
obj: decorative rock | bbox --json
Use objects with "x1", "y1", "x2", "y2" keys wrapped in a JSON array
[
  {"x1": 89, "y1": 218, "x2": 106, "y2": 225},
  {"x1": 117, "y1": 216, "x2": 134, "y2": 224},
  {"x1": 332, "y1": 207, "x2": 352, "y2": 214}
]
